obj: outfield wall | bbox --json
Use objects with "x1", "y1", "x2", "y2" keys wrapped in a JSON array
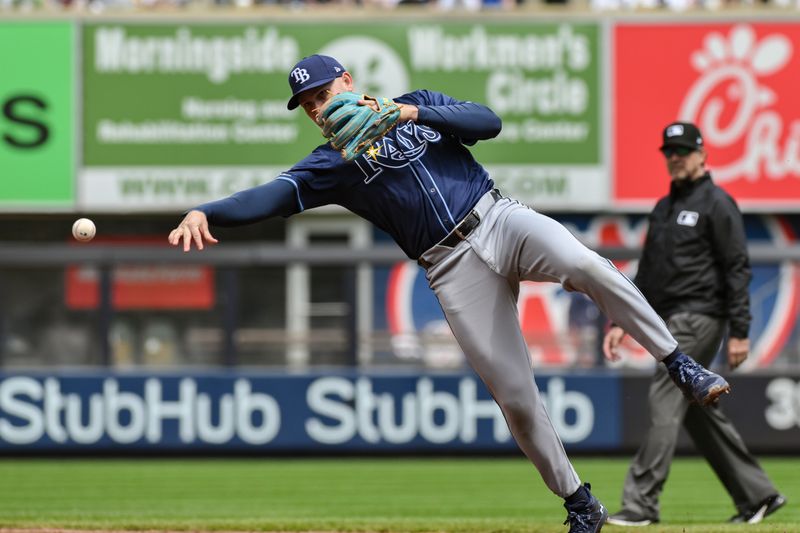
[
  {"x1": 1, "y1": 371, "x2": 797, "y2": 454},
  {"x1": 2, "y1": 15, "x2": 800, "y2": 213}
]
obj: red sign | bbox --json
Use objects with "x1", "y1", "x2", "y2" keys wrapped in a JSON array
[
  {"x1": 614, "y1": 23, "x2": 800, "y2": 208},
  {"x1": 65, "y1": 237, "x2": 215, "y2": 310}
]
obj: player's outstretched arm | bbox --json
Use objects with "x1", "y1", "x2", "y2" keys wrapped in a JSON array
[
  {"x1": 168, "y1": 210, "x2": 219, "y2": 252},
  {"x1": 416, "y1": 102, "x2": 501, "y2": 141}
]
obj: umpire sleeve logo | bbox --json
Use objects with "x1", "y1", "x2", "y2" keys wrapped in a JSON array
[{"x1": 677, "y1": 210, "x2": 699, "y2": 227}]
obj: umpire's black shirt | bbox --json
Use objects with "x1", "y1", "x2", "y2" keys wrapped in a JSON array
[{"x1": 634, "y1": 172, "x2": 751, "y2": 339}]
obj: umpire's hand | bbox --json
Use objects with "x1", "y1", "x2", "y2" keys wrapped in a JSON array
[
  {"x1": 168, "y1": 210, "x2": 218, "y2": 252},
  {"x1": 603, "y1": 326, "x2": 626, "y2": 362},
  {"x1": 728, "y1": 337, "x2": 749, "y2": 370}
]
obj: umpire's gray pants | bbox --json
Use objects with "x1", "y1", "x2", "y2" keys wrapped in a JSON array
[
  {"x1": 419, "y1": 192, "x2": 677, "y2": 498},
  {"x1": 618, "y1": 312, "x2": 776, "y2": 520}
]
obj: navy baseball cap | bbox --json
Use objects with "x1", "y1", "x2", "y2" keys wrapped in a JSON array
[
  {"x1": 660, "y1": 121, "x2": 704, "y2": 150},
  {"x1": 287, "y1": 55, "x2": 346, "y2": 110}
]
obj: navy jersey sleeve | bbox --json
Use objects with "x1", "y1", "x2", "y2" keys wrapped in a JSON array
[
  {"x1": 395, "y1": 90, "x2": 501, "y2": 146},
  {"x1": 280, "y1": 145, "x2": 350, "y2": 210},
  {"x1": 194, "y1": 145, "x2": 349, "y2": 225},
  {"x1": 194, "y1": 178, "x2": 300, "y2": 226}
]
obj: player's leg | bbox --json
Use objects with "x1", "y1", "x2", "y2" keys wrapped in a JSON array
[
  {"x1": 482, "y1": 203, "x2": 676, "y2": 359},
  {"x1": 475, "y1": 200, "x2": 728, "y2": 403},
  {"x1": 425, "y1": 243, "x2": 581, "y2": 498}
]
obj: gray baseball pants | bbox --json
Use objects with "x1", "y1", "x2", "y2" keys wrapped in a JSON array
[
  {"x1": 418, "y1": 191, "x2": 678, "y2": 498},
  {"x1": 618, "y1": 311, "x2": 776, "y2": 520}
]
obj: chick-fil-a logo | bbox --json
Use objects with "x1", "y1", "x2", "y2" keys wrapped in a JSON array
[
  {"x1": 679, "y1": 25, "x2": 799, "y2": 184},
  {"x1": 614, "y1": 23, "x2": 800, "y2": 204}
]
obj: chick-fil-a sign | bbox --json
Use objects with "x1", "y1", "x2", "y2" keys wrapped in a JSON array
[{"x1": 614, "y1": 23, "x2": 800, "y2": 209}]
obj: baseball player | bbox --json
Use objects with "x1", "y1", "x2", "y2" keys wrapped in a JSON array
[{"x1": 169, "y1": 55, "x2": 732, "y2": 533}]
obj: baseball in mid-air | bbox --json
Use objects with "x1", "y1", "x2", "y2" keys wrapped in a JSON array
[{"x1": 72, "y1": 218, "x2": 96, "y2": 242}]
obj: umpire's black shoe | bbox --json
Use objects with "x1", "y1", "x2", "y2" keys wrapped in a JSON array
[
  {"x1": 666, "y1": 351, "x2": 731, "y2": 406},
  {"x1": 607, "y1": 509, "x2": 658, "y2": 527},
  {"x1": 606, "y1": 510, "x2": 658, "y2": 527},
  {"x1": 729, "y1": 494, "x2": 787, "y2": 524},
  {"x1": 563, "y1": 483, "x2": 608, "y2": 532}
]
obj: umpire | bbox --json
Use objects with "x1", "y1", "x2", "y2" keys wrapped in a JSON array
[{"x1": 603, "y1": 121, "x2": 786, "y2": 526}]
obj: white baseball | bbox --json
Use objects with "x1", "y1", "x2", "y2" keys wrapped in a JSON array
[{"x1": 72, "y1": 218, "x2": 96, "y2": 242}]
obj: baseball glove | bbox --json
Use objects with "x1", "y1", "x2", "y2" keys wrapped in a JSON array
[{"x1": 316, "y1": 91, "x2": 401, "y2": 161}]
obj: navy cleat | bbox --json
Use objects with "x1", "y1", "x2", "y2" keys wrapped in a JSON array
[
  {"x1": 563, "y1": 483, "x2": 608, "y2": 533},
  {"x1": 666, "y1": 352, "x2": 731, "y2": 406}
]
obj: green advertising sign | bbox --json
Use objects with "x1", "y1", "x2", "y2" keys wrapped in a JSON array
[
  {"x1": 81, "y1": 22, "x2": 602, "y2": 210},
  {"x1": 0, "y1": 22, "x2": 74, "y2": 208}
]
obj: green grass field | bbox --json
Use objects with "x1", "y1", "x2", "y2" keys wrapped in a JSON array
[{"x1": 0, "y1": 457, "x2": 796, "y2": 533}]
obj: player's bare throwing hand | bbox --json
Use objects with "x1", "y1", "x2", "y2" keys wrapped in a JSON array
[{"x1": 169, "y1": 210, "x2": 217, "y2": 252}]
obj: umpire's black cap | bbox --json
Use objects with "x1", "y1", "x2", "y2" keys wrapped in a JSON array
[
  {"x1": 660, "y1": 121, "x2": 704, "y2": 150},
  {"x1": 287, "y1": 55, "x2": 346, "y2": 110}
]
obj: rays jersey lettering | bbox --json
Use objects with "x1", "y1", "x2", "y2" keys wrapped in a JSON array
[{"x1": 355, "y1": 122, "x2": 442, "y2": 184}]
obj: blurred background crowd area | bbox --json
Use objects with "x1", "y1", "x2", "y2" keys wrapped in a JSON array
[{"x1": 1, "y1": 0, "x2": 797, "y2": 15}]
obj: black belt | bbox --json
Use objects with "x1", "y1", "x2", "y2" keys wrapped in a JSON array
[
  {"x1": 418, "y1": 189, "x2": 503, "y2": 269},
  {"x1": 440, "y1": 212, "x2": 481, "y2": 248}
]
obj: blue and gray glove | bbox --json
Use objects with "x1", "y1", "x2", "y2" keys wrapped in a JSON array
[{"x1": 316, "y1": 91, "x2": 401, "y2": 161}]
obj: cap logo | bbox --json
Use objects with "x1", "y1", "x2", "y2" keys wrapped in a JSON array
[
  {"x1": 291, "y1": 68, "x2": 310, "y2": 85},
  {"x1": 334, "y1": 67, "x2": 341, "y2": 73},
  {"x1": 666, "y1": 125, "x2": 684, "y2": 137}
]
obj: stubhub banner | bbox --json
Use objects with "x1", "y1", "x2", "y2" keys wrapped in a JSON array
[{"x1": 0, "y1": 372, "x2": 619, "y2": 452}]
